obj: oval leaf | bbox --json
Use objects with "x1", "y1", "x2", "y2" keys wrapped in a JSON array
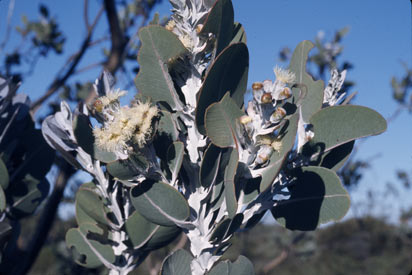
[
  {"x1": 304, "y1": 105, "x2": 387, "y2": 156},
  {"x1": 130, "y1": 181, "x2": 190, "y2": 227},
  {"x1": 166, "y1": 141, "x2": 185, "y2": 184},
  {"x1": 160, "y1": 249, "x2": 193, "y2": 275},
  {"x1": 66, "y1": 223, "x2": 115, "y2": 268},
  {"x1": 125, "y1": 210, "x2": 159, "y2": 249},
  {"x1": 289, "y1": 40, "x2": 324, "y2": 123},
  {"x1": 201, "y1": 0, "x2": 234, "y2": 56},
  {"x1": 135, "y1": 25, "x2": 187, "y2": 110},
  {"x1": 196, "y1": 43, "x2": 249, "y2": 134},
  {"x1": 271, "y1": 166, "x2": 350, "y2": 231},
  {"x1": 0, "y1": 158, "x2": 9, "y2": 190},
  {"x1": 204, "y1": 92, "x2": 244, "y2": 147}
]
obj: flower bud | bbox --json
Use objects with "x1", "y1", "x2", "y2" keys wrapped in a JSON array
[
  {"x1": 239, "y1": 115, "x2": 252, "y2": 124},
  {"x1": 279, "y1": 87, "x2": 292, "y2": 100},
  {"x1": 93, "y1": 99, "x2": 103, "y2": 113},
  {"x1": 271, "y1": 107, "x2": 286, "y2": 122},
  {"x1": 261, "y1": 93, "x2": 272, "y2": 104},
  {"x1": 196, "y1": 24, "x2": 203, "y2": 34},
  {"x1": 252, "y1": 82, "x2": 263, "y2": 90},
  {"x1": 165, "y1": 20, "x2": 176, "y2": 31}
]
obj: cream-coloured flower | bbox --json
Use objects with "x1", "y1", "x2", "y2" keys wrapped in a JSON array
[
  {"x1": 99, "y1": 89, "x2": 127, "y2": 106},
  {"x1": 179, "y1": 33, "x2": 194, "y2": 50},
  {"x1": 93, "y1": 101, "x2": 158, "y2": 153},
  {"x1": 274, "y1": 66, "x2": 296, "y2": 84},
  {"x1": 165, "y1": 20, "x2": 176, "y2": 31}
]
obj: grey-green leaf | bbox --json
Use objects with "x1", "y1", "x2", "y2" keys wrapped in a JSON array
[
  {"x1": 0, "y1": 158, "x2": 9, "y2": 190},
  {"x1": 75, "y1": 187, "x2": 110, "y2": 226},
  {"x1": 66, "y1": 223, "x2": 115, "y2": 268},
  {"x1": 304, "y1": 105, "x2": 387, "y2": 157},
  {"x1": 272, "y1": 166, "x2": 350, "y2": 231},
  {"x1": 289, "y1": 40, "x2": 324, "y2": 123},
  {"x1": 196, "y1": 43, "x2": 249, "y2": 134},
  {"x1": 224, "y1": 148, "x2": 238, "y2": 218},
  {"x1": 160, "y1": 249, "x2": 193, "y2": 275},
  {"x1": 130, "y1": 181, "x2": 190, "y2": 227},
  {"x1": 230, "y1": 255, "x2": 255, "y2": 275},
  {"x1": 205, "y1": 92, "x2": 244, "y2": 148},
  {"x1": 231, "y1": 22, "x2": 247, "y2": 44},
  {"x1": 125, "y1": 210, "x2": 159, "y2": 249},
  {"x1": 166, "y1": 141, "x2": 185, "y2": 183},
  {"x1": 0, "y1": 186, "x2": 6, "y2": 212},
  {"x1": 201, "y1": 0, "x2": 234, "y2": 56},
  {"x1": 135, "y1": 25, "x2": 187, "y2": 110}
]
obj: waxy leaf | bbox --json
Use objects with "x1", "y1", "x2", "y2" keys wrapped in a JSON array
[
  {"x1": 135, "y1": 25, "x2": 187, "y2": 110},
  {"x1": 0, "y1": 158, "x2": 9, "y2": 190},
  {"x1": 223, "y1": 148, "x2": 239, "y2": 218},
  {"x1": 0, "y1": 186, "x2": 6, "y2": 212},
  {"x1": 313, "y1": 141, "x2": 355, "y2": 171},
  {"x1": 289, "y1": 40, "x2": 324, "y2": 123},
  {"x1": 201, "y1": 0, "x2": 234, "y2": 56},
  {"x1": 107, "y1": 153, "x2": 148, "y2": 180},
  {"x1": 154, "y1": 110, "x2": 179, "y2": 161},
  {"x1": 130, "y1": 181, "x2": 190, "y2": 227},
  {"x1": 200, "y1": 143, "x2": 223, "y2": 188},
  {"x1": 231, "y1": 22, "x2": 247, "y2": 44},
  {"x1": 204, "y1": 92, "x2": 244, "y2": 147},
  {"x1": 160, "y1": 249, "x2": 193, "y2": 275},
  {"x1": 304, "y1": 105, "x2": 387, "y2": 156},
  {"x1": 196, "y1": 43, "x2": 249, "y2": 134},
  {"x1": 76, "y1": 187, "x2": 110, "y2": 226},
  {"x1": 166, "y1": 141, "x2": 185, "y2": 184},
  {"x1": 272, "y1": 166, "x2": 350, "y2": 230},
  {"x1": 144, "y1": 224, "x2": 181, "y2": 251},
  {"x1": 66, "y1": 223, "x2": 115, "y2": 268},
  {"x1": 208, "y1": 255, "x2": 255, "y2": 275},
  {"x1": 125, "y1": 210, "x2": 159, "y2": 249}
]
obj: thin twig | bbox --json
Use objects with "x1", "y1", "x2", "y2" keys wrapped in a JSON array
[
  {"x1": 30, "y1": 5, "x2": 105, "y2": 115},
  {"x1": 0, "y1": 0, "x2": 16, "y2": 56},
  {"x1": 84, "y1": 0, "x2": 90, "y2": 30}
]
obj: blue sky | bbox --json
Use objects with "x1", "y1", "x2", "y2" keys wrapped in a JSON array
[{"x1": 1, "y1": 0, "x2": 411, "y2": 222}]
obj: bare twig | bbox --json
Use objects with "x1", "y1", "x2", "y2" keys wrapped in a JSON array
[
  {"x1": 84, "y1": 0, "x2": 90, "y2": 30},
  {"x1": 30, "y1": 5, "x2": 105, "y2": 114},
  {"x1": 0, "y1": 0, "x2": 16, "y2": 56}
]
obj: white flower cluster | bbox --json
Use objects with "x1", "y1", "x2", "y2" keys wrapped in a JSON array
[{"x1": 92, "y1": 89, "x2": 158, "y2": 160}]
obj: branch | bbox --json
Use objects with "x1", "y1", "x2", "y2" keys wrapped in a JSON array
[
  {"x1": 30, "y1": 6, "x2": 104, "y2": 114},
  {"x1": 13, "y1": 161, "x2": 74, "y2": 275},
  {"x1": 103, "y1": 0, "x2": 127, "y2": 74}
]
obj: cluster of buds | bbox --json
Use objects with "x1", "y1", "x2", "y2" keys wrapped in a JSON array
[
  {"x1": 91, "y1": 89, "x2": 158, "y2": 160},
  {"x1": 238, "y1": 66, "x2": 295, "y2": 167}
]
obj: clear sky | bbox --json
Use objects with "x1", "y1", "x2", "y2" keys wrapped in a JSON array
[{"x1": 1, "y1": 0, "x2": 411, "y2": 222}]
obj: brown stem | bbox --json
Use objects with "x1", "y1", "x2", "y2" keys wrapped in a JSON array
[
  {"x1": 103, "y1": 0, "x2": 127, "y2": 74},
  {"x1": 30, "y1": 6, "x2": 104, "y2": 115},
  {"x1": 262, "y1": 250, "x2": 288, "y2": 274}
]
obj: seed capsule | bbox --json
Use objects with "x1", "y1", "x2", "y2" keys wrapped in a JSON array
[
  {"x1": 261, "y1": 93, "x2": 272, "y2": 104},
  {"x1": 239, "y1": 115, "x2": 252, "y2": 124},
  {"x1": 252, "y1": 82, "x2": 263, "y2": 90},
  {"x1": 93, "y1": 99, "x2": 103, "y2": 113}
]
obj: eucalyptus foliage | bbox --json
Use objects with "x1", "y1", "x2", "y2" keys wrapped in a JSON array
[{"x1": 42, "y1": 0, "x2": 386, "y2": 274}]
